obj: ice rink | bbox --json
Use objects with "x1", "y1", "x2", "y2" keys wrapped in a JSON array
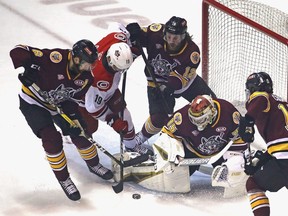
[{"x1": 0, "y1": 0, "x2": 287, "y2": 215}]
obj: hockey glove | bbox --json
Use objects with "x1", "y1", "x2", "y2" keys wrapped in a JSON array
[
  {"x1": 159, "y1": 84, "x2": 175, "y2": 113},
  {"x1": 107, "y1": 116, "x2": 128, "y2": 135},
  {"x1": 238, "y1": 115, "x2": 255, "y2": 143},
  {"x1": 18, "y1": 66, "x2": 38, "y2": 87},
  {"x1": 244, "y1": 150, "x2": 272, "y2": 175},
  {"x1": 68, "y1": 113, "x2": 87, "y2": 137},
  {"x1": 126, "y1": 22, "x2": 141, "y2": 43}
]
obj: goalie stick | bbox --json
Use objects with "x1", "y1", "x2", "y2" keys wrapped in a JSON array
[
  {"x1": 177, "y1": 137, "x2": 236, "y2": 166},
  {"x1": 25, "y1": 80, "x2": 148, "y2": 169}
]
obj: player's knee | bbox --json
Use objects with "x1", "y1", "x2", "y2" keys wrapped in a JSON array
[
  {"x1": 40, "y1": 126, "x2": 63, "y2": 153},
  {"x1": 246, "y1": 176, "x2": 261, "y2": 192}
]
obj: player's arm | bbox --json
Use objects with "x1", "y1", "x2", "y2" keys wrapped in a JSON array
[{"x1": 10, "y1": 45, "x2": 40, "y2": 86}]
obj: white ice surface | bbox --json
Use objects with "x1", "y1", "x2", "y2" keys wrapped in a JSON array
[{"x1": 0, "y1": 0, "x2": 287, "y2": 215}]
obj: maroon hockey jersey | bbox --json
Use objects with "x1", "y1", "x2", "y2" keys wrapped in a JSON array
[
  {"x1": 246, "y1": 92, "x2": 288, "y2": 159},
  {"x1": 136, "y1": 23, "x2": 201, "y2": 95},
  {"x1": 163, "y1": 98, "x2": 246, "y2": 157},
  {"x1": 10, "y1": 44, "x2": 94, "y2": 115}
]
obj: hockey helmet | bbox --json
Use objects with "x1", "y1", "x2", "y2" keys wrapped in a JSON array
[
  {"x1": 106, "y1": 42, "x2": 133, "y2": 70},
  {"x1": 245, "y1": 72, "x2": 273, "y2": 95},
  {"x1": 188, "y1": 95, "x2": 217, "y2": 131},
  {"x1": 164, "y1": 16, "x2": 187, "y2": 35},
  {"x1": 72, "y1": 39, "x2": 98, "y2": 64}
]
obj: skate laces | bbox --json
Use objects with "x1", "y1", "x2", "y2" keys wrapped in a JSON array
[
  {"x1": 91, "y1": 163, "x2": 110, "y2": 176},
  {"x1": 59, "y1": 177, "x2": 78, "y2": 195},
  {"x1": 135, "y1": 132, "x2": 146, "y2": 145}
]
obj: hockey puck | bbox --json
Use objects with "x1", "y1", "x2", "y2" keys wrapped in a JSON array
[{"x1": 132, "y1": 193, "x2": 141, "y2": 199}]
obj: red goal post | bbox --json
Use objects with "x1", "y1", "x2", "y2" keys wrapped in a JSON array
[{"x1": 202, "y1": 0, "x2": 288, "y2": 103}]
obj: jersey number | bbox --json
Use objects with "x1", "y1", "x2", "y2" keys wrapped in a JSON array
[
  {"x1": 94, "y1": 94, "x2": 103, "y2": 105},
  {"x1": 278, "y1": 104, "x2": 288, "y2": 131}
]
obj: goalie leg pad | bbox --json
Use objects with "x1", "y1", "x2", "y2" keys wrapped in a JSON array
[{"x1": 111, "y1": 152, "x2": 191, "y2": 193}]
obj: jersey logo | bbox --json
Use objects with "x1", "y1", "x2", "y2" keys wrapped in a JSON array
[
  {"x1": 173, "y1": 112, "x2": 183, "y2": 125},
  {"x1": 50, "y1": 51, "x2": 62, "y2": 63},
  {"x1": 216, "y1": 127, "x2": 226, "y2": 132},
  {"x1": 151, "y1": 54, "x2": 177, "y2": 77},
  {"x1": 57, "y1": 74, "x2": 65, "y2": 80},
  {"x1": 114, "y1": 33, "x2": 127, "y2": 42},
  {"x1": 232, "y1": 111, "x2": 240, "y2": 124},
  {"x1": 32, "y1": 49, "x2": 43, "y2": 57},
  {"x1": 198, "y1": 132, "x2": 226, "y2": 155},
  {"x1": 149, "y1": 23, "x2": 162, "y2": 32},
  {"x1": 74, "y1": 79, "x2": 85, "y2": 87},
  {"x1": 190, "y1": 51, "x2": 200, "y2": 65},
  {"x1": 96, "y1": 80, "x2": 110, "y2": 90},
  {"x1": 43, "y1": 84, "x2": 82, "y2": 105}
]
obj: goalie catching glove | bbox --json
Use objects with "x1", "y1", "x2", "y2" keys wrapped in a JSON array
[{"x1": 212, "y1": 151, "x2": 248, "y2": 188}]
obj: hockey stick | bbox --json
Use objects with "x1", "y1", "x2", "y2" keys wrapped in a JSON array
[
  {"x1": 112, "y1": 70, "x2": 127, "y2": 193},
  {"x1": 136, "y1": 42, "x2": 172, "y2": 115},
  {"x1": 177, "y1": 137, "x2": 236, "y2": 166},
  {"x1": 26, "y1": 81, "x2": 148, "y2": 168}
]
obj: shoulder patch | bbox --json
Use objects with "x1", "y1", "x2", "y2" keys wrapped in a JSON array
[
  {"x1": 50, "y1": 51, "x2": 62, "y2": 63},
  {"x1": 149, "y1": 23, "x2": 162, "y2": 32},
  {"x1": 173, "y1": 112, "x2": 183, "y2": 125},
  {"x1": 232, "y1": 111, "x2": 240, "y2": 124},
  {"x1": 32, "y1": 49, "x2": 43, "y2": 57},
  {"x1": 190, "y1": 51, "x2": 200, "y2": 64}
]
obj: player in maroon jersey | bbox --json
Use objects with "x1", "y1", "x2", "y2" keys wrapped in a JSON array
[
  {"x1": 10, "y1": 39, "x2": 113, "y2": 201},
  {"x1": 85, "y1": 25, "x2": 153, "y2": 156},
  {"x1": 154, "y1": 94, "x2": 247, "y2": 176},
  {"x1": 125, "y1": 16, "x2": 217, "y2": 145},
  {"x1": 238, "y1": 72, "x2": 288, "y2": 216}
]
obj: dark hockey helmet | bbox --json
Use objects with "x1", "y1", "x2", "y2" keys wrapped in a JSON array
[
  {"x1": 164, "y1": 16, "x2": 187, "y2": 35},
  {"x1": 72, "y1": 39, "x2": 98, "y2": 64},
  {"x1": 245, "y1": 72, "x2": 273, "y2": 95}
]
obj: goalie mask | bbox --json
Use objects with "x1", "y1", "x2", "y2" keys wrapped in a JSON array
[
  {"x1": 188, "y1": 95, "x2": 217, "y2": 131},
  {"x1": 106, "y1": 42, "x2": 133, "y2": 71},
  {"x1": 245, "y1": 72, "x2": 273, "y2": 98}
]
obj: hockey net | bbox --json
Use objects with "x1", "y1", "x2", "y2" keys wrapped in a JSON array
[{"x1": 202, "y1": 0, "x2": 288, "y2": 110}]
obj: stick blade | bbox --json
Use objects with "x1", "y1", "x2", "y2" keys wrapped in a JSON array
[{"x1": 112, "y1": 182, "x2": 123, "y2": 193}]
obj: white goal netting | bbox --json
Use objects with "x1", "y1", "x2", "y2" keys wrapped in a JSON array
[{"x1": 202, "y1": 0, "x2": 288, "y2": 104}]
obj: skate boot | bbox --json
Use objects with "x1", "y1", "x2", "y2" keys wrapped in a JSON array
[
  {"x1": 88, "y1": 163, "x2": 113, "y2": 180},
  {"x1": 58, "y1": 177, "x2": 81, "y2": 201},
  {"x1": 126, "y1": 144, "x2": 154, "y2": 156}
]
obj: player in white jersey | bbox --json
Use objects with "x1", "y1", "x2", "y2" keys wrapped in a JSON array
[{"x1": 85, "y1": 25, "x2": 153, "y2": 156}]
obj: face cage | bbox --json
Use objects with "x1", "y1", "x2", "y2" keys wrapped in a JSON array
[{"x1": 188, "y1": 108, "x2": 213, "y2": 131}]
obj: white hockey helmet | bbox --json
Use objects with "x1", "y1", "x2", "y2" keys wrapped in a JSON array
[
  {"x1": 188, "y1": 95, "x2": 217, "y2": 131},
  {"x1": 106, "y1": 42, "x2": 133, "y2": 70}
]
